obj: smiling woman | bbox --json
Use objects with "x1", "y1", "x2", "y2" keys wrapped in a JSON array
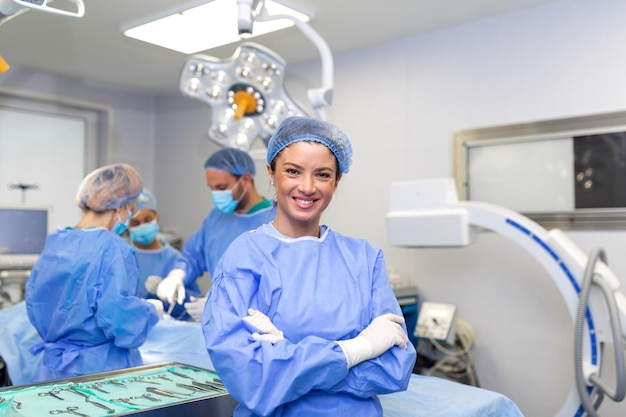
[{"x1": 202, "y1": 116, "x2": 417, "y2": 417}]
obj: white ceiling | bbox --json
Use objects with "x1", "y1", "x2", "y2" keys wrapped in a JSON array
[{"x1": 0, "y1": 0, "x2": 558, "y2": 94}]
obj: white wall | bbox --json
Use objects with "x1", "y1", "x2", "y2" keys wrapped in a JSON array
[
  {"x1": 0, "y1": 67, "x2": 157, "y2": 191},
  {"x1": 155, "y1": 0, "x2": 626, "y2": 415}
]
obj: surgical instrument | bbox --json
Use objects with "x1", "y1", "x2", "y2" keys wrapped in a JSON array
[
  {"x1": 145, "y1": 386, "x2": 190, "y2": 399},
  {"x1": 39, "y1": 389, "x2": 64, "y2": 400},
  {"x1": 89, "y1": 382, "x2": 110, "y2": 394},
  {"x1": 65, "y1": 386, "x2": 115, "y2": 414},
  {"x1": 49, "y1": 406, "x2": 90, "y2": 417},
  {"x1": 169, "y1": 370, "x2": 193, "y2": 379},
  {"x1": 176, "y1": 382, "x2": 209, "y2": 393}
]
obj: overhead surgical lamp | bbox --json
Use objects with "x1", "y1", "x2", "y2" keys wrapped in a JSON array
[{"x1": 179, "y1": 0, "x2": 333, "y2": 153}]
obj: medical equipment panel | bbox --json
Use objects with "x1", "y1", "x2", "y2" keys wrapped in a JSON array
[
  {"x1": 0, "y1": 362, "x2": 237, "y2": 417},
  {"x1": 0, "y1": 206, "x2": 50, "y2": 310},
  {"x1": 0, "y1": 206, "x2": 49, "y2": 270},
  {"x1": 414, "y1": 302, "x2": 457, "y2": 344}
]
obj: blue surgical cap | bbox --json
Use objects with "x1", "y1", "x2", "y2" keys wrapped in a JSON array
[
  {"x1": 137, "y1": 188, "x2": 158, "y2": 212},
  {"x1": 204, "y1": 147, "x2": 256, "y2": 177},
  {"x1": 76, "y1": 163, "x2": 143, "y2": 212},
  {"x1": 266, "y1": 116, "x2": 353, "y2": 174}
]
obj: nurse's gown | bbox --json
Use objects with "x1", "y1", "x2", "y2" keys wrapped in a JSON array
[
  {"x1": 25, "y1": 227, "x2": 159, "y2": 382},
  {"x1": 203, "y1": 224, "x2": 417, "y2": 417},
  {"x1": 174, "y1": 204, "x2": 276, "y2": 281}
]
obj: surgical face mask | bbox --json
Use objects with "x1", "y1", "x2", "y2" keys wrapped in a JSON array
[
  {"x1": 112, "y1": 206, "x2": 131, "y2": 235},
  {"x1": 129, "y1": 220, "x2": 160, "y2": 245},
  {"x1": 212, "y1": 178, "x2": 246, "y2": 214}
]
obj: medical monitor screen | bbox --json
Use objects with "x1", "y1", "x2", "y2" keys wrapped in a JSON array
[{"x1": 0, "y1": 207, "x2": 48, "y2": 269}]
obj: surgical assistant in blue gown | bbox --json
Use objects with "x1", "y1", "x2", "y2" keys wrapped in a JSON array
[
  {"x1": 25, "y1": 228, "x2": 159, "y2": 382},
  {"x1": 203, "y1": 223, "x2": 417, "y2": 417},
  {"x1": 134, "y1": 243, "x2": 201, "y2": 320},
  {"x1": 173, "y1": 205, "x2": 275, "y2": 284}
]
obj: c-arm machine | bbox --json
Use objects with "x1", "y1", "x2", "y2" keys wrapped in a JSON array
[{"x1": 386, "y1": 178, "x2": 626, "y2": 417}]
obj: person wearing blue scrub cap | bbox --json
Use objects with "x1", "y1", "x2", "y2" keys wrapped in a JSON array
[
  {"x1": 129, "y1": 188, "x2": 201, "y2": 320},
  {"x1": 202, "y1": 117, "x2": 416, "y2": 417},
  {"x1": 154, "y1": 147, "x2": 276, "y2": 321},
  {"x1": 25, "y1": 164, "x2": 162, "y2": 382}
]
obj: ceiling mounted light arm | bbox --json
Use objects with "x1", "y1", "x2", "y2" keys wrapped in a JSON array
[
  {"x1": 237, "y1": 0, "x2": 261, "y2": 35},
  {"x1": 249, "y1": 1, "x2": 334, "y2": 119}
]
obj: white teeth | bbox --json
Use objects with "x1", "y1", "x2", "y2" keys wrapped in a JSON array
[{"x1": 295, "y1": 198, "x2": 313, "y2": 206}]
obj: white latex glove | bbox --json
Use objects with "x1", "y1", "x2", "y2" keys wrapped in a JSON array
[
  {"x1": 146, "y1": 299, "x2": 164, "y2": 319},
  {"x1": 156, "y1": 269, "x2": 186, "y2": 306},
  {"x1": 243, "y1": 308, "x2": 284, "y2": 344},
  {"x1": 184, "y1": 296, "x2": 207, "y2": 322},
  {"x1": 335, "y1": 313, "x2": 408, "y2": 368},
  {"x1": 145, "y1": 275, "x2": 163, "y2": 295}
]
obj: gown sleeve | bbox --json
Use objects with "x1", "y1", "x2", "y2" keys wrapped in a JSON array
[
  {"x1": 176, "y1": 225, "x2": 207, "y2": 284},
  {"x1": 325, "y1": 251, "x2": 416, "y2": 397}
]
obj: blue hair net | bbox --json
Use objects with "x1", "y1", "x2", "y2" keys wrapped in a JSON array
[
  {"x1": 137, "y1": 188, "x2": 158, "y2": 212},
  {"x1": 204, "y1": 147, "x2": 256, "y2": 177},
  {"x1": 266, "y1": 116, "x2": 353, "y2": 174},
  {"x1": 76, "y1": 164, "x2": 143, "y2": 212}
]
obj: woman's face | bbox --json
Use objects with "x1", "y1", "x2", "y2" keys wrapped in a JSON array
[{"x1": 268, "y1": 141, "x2": 341, "y2": 237}]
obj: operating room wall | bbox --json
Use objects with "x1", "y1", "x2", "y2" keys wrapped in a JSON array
[
  {"x1": 152, "y1": 0, "x2": 626, "y2": 415},
  {"x1": 0, "y1": 66, "x2": 157, "y2": 201}
]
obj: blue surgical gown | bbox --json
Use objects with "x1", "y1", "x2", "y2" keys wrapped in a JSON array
[
  {"x1": 25, "y1": 227, "x2": 159, "y2": 382},
  {"x1": 134, "y1": 242, "x2": 201, "y2": 320},
  {"x1": 174, "y1": 204, "x2": 276, "y2": 281},
  {"x1": 203, "y1": 224, "x2": 417, "y2": 417}
]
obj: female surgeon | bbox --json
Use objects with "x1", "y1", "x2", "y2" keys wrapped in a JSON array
[
  {"x1": 130, "y1": 188, "x2": 201, "y2": 320},
  {"x1": 25, "y1": 164, "x2": 162, "y2": 382},
  {"x1": 202, "y1": 117, "x2": 417, "y2": 416}
]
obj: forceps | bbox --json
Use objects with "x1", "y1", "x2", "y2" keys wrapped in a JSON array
[
  {"x1": 66, "y1": 386, "x2": 115, "y2": 414},
  {"x1": 49, "y1": 406, "x2": 90, "y2": 417},
  {"x1": 39, "y1": 389, "x2": 64, "y2": 400}
]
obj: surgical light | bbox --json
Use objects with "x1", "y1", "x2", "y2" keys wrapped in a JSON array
[
  {"x1": 180, "y1": 42, "x2": 307, "y2": 151},
  {"x1": 178, "y1": 0, "x2": 334, "y2": 153}
]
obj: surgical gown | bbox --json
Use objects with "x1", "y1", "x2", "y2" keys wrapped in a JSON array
[
  {"x1": 203, "y1": 224, "x2": 416, "y2": 417},
  {"x1": 134, "y1": 242, "x2": 201, "y2": 320},
  {"x1": 174, "y1": 203, "x2": 276, "y2": 281},
  {"x1": 25, "y1": 227, "x2": 159, "y2": 382}
]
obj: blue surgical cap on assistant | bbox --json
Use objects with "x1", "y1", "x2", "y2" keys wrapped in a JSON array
[
  {"x1": 266, "y1": 116, "x2": 353, "y2": 174},
  {"x1": 204, "y1": 147, "x2": 256, "y2": 178},
  {"x1": 76, "y1": 163, "x2": 143, "y2": 212},
  {"x1": 137, "y1": 188, "x2": 158, "y2": 212}
]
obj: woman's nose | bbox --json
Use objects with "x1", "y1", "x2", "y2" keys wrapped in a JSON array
[{"x1": 298, "y1": 175, "x2": 316, "y2": 194}]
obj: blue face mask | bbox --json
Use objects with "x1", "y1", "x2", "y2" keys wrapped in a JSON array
[
  {"x1": 112, "y1": 206, "x2": 131, "y2": 235},
  {"x1": 212, "y1": 178, "x2": 246, "y2": 214},
  {"x1": 129, "y1": 220, "x2": 160, "y2": 245}
]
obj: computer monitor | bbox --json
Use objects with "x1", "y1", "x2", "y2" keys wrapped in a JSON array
[{"x1": 0, "y1": 206, "x2": 50, "y2": 270}]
